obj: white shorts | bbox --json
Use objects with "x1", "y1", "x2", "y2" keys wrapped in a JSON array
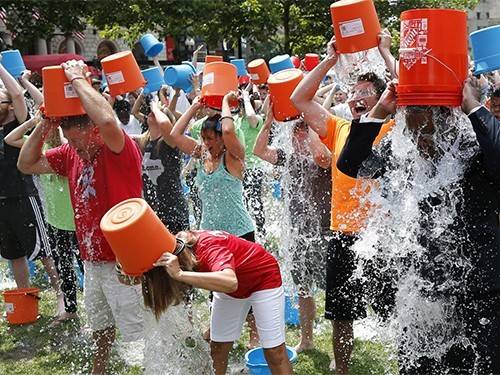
[
  {"x1": 84, "y1": 261, "x2": 144, "y2": 341},
  {"x1": 211, "y1": 286, "x2": 285, "y2": 348}
]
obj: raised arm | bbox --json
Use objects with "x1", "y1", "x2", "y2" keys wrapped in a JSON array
[
  {"x1": 19, "y1": 70, "x2": 43, "y2": 105},
  {"x1": 221, "y1": 92, "x2": 245, "y2": 161},
  {"x1": 253, "y1": 103, "x2": 279, "y2": 165},
  {"x1": 4, "y1": 111, "x2": 41, "y2": 148},
  {"x1": 149, "y1": 99, "x2": 176, "y2": 148},
  {"x1": 170, "y1": 97, "x2": 201, "y2": 156},
  {"x1": 61, "y1": 60, "x2": 124, "y2": 153},
  {"x1": 0, "y1": 55, "x2": 27, "y2": 123},
  {"x1": 153, "y1": 56, "x2": 163, "y2": 79},
  {"x1": 307, "y1": 126, "x2": 332, "y2": 169},
  {"x1": 131, "y1": 92, "x2": 147, "y2": 123},
  {"x1": 290, "y1": 37, "x2": 338, "y2": 137},
  {"x1": 241, "y1": 89, "x2": 262, "y2": 128},
  {"x1": 378, "y1": 29, "x2": 398, "y2": 80}
]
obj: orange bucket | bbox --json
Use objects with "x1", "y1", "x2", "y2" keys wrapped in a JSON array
[
  {"x1": 201, "y1": 62, "x2": 238, "y2": 110},
  {"x1": 397, "y1": 9, "x2": 468, "y2": 107},
  {"x1": 205, "y1": 55, "x2": 223, "y2": 64},
  {"x1": 42, "y1": 66, "x2": 88, "y2": 118},
  {"x1": 330, "y1": 0, "x2": 381, "y2": 54},
  {"x1": 267, "y1": 68, "x2": 304, "y2": 122},
  {"x1": 101, "y1": 51, "x2": 146, "y2": 97},
  {"x1": 247, "y1": 59, "x2": 270, "y2": 84},
  {"x1": 100, "y1": 198, "x2": 177, "y2": 276},
  {"x1": 2, "y1": 287, "x2": 40, "y2": 325}
]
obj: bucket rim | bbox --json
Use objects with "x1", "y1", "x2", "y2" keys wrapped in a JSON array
[{"x1": 2, "y1": 287, "x2": 40, "y2": 296}]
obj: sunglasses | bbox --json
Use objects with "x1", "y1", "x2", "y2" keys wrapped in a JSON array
[{"x1": 0, "y1": 100, "x2": 12, "y2": 104}]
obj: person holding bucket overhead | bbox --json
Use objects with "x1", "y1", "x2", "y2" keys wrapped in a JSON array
[
  {"x1": 149, "y1": 229, "x2": 293, "y2": 375},
  {"x1": 17, "y1": 59, "x2": 144, "y2": 375}
]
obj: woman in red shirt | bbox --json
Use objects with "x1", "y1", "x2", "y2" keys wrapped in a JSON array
[{"x1": 145, "y1": 230, "x2": 292, "y2": 374}]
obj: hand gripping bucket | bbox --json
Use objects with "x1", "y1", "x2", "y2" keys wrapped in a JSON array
[
  {"x1": 100, "y1": 198, "x2": 177, "y2": 276},
  {"x1": 201, "y1": 62, "x2": 238, "y2": 110},
  {"x1": 141, "y1": 67, "x2": 163, "y2": 95},
  {"x1": 1, "y1": 50, "x2": 26, "y2": 78},
  {"x1": 470, "y1": 25, "x2": 500, "y2": 75},
  {"x1": 230, "y1": 59, "x2": 248, "y2": 77},
  {"x1": 245, "y1": 346, "x2": 298, "y2": 375},
  {"x1": 290, "y1": 55, "x2": 301, "y2": 69},
  {"x1": 164, "y1": 62, "x2": 196, "y2": 93},
  {"x1": 247, "y1": 59, "x2": 270, "y2": 85},
  {"x1": 2, "y1": 287, "x2": 40, "y2": 325},
  {"x1": 101, "y1": 51, "x2": 146, "y2": 97},
  {"x1": 42, "y1": 65, "x2": 88, "y2": 118},
  {"x1": 397, "y1": 9, "x2": 468, "y2": 107},
  {"x1": 205, "y1": 55, "x2": 223, "y2": 64},
  {"x1": 139, "y1": 33, "x2": 164, "y2": 58},
  {"x1": 269, "y1": 54, "x2": 294, "y2": 74},
  {"x1": 267, "y1": 68, "x2": 304, "y2": 122},
  {"x1": 303, "y1": 53, "x2": 320, "y2": 71},
  {"x1": 330, "y1": 0, "x2": 381, "y2": 54}
]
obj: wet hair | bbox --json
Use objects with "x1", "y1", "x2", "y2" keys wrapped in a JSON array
[
  {"x1": 60, "y1": 114, "x2": 93, "y2": 130},
  {"x1": 0, "y1": 88, "x2": 12, "y2": 101},
  {"x1": 492, "y1": 88, "x2": 500, "y2": 99},
  {"x1": 258, "y1": 84, "x2": 268, "y2": 90},
  {"x1": 357, "y1": 72, "x2": 386, "y2": 98},
  {"x1": 201, "y1": 114, "x2": 222, "y2": 136}
]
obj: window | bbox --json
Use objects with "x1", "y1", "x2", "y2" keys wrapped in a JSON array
[{"x1": 477, "y1": 12, "x2": 481, "y2": 20}]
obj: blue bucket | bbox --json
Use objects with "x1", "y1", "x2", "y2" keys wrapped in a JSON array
[
  {"x1": 100, "y1": 70, "x2": 108, "y2": 90},
  {"x1": 1, "y1": 50, "x2": 26, "y2": 78},
  {"x1": 470, "y1": 25, "x2": 500, "y2": 75},
  {"x1": 230, "y1": 59, "x2": 248, "y2": 76},
  {"x1": 284, "y1": 294, "x2": 300, "y2": 326},
  {"x1": 245, "y1": 346, "x2": 298, "y2": 375},
  {"x1": 140, "y1": 33, "x2": 164, "y2": 57},
  {"x1": 269, "y1": 54, "x2": 294, "y2": 74},
  {"x1": 164, "y1": 62, "x2": 196, "y2": 93},
  {"x1": 142, "y1": 67, "x2": 163, "y2": 94}
]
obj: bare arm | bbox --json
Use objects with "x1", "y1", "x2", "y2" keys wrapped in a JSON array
[
  {"x1": 241, "y1": 90, "x2": 261, "y2": 128},
  {"x1": 253, "y1": 104, "x2": 279, "y2": 165},
  {"x1": 316, "y1": 82, "x2": 335, "y2": 97},
  {"x1": 153, "y1": 56, "x2": 164, "y2": 78},
  {"x1": 191, "y1": 44, "x2": 204, "y2": 69},
  {"x1": 307, "y1": 127, "x2": 332, "y2": 169},
  {"x1": 17, "y1": 118, "x2": 56, "y2": 175},
  {"x1": 131, "y1": 92, "x2": 146, "y2": 123},
  {"x1": 221, "y1": 92, "x2": 245, "y2": 161},
  {"x1": 170, "y1": 98, "x2": 201, "y2": 156},
  {"x1": 19, "y1": 70, "x2": 43, "y2": 105},
  {"x1": 290, "y1": 37, "x2": 338, "y2": 138},
  {"x1": 322, "y1": 86, "x2": 336, "y2": 111},
  {"x1": 168, "y1": 88, "x2": 183, "y2": 119},
  {"x1": 378, "y1": 29, "x2": 398, "y2": 80},
  {"x1": 149, "y1": 99, "x2": 176, "y2": 148},
  {"x1": 0, "y1": 55, "x2": 27, "y2": 123},
  {"x1": 4, "y1": 111, "x2": 41, "y2": 148}
]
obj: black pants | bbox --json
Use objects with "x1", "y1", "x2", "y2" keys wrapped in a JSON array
[
  {"x1": 243, "y1": 168, "x2": 266, "y2": 237},
  {"x1": 47, "y1": 225, "x2": 84, "y2": 314}
]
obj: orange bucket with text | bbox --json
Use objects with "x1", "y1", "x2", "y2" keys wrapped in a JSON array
[
  {"x1": 42, "y1": 66, "x2": 88, "y2": 117},
  {"x1": 330, "y1": 0, "x2": 381, "y2": 54},
  {"x1": 397, "y1": 9, "x2": 468, "y2": 107},
  {"x1": 2, "y1": 287, "x2": 40, "y2": 325},
  {"x1": 205, "y1": 55, "x2": 223, "y2": 64},
  {"x1": 201, "y1": 62, "x2": 238, "y2": 109},
  {"x1": 100, "y1": 198, "x2": 177, "y2": 276},
  {"x1": 101, "y1": 51, "x2": 146, "y2": 97},
  {"x1": 247, "y1": 59, "x2": 270, "y2": 84},
  {"x1": 267, "y1": 68, "x2": 304, "y2": 122}
]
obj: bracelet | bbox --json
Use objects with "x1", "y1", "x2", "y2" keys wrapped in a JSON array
[
  {"x1": 220, "y1": 116, "x2": 234, "y2": 122},
  {"x1": 70, "y1": 76, "x2": 85, "y2": 84}
]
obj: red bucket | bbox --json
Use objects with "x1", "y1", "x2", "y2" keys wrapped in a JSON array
[{"x1": 397, "y1": 9, "x2": 468, "y2": 107}]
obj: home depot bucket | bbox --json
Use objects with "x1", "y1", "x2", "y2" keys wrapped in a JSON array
[
  {"x1": 247, "y1": 59, "x2": 270, "y2": 84},
  {"x1": 100, "y1": 198, "x2": 177, "y2": 276},
  {"x1": 42, "y1": 65, "x2": 88, "y2": 117},
  {"x1": 141, "y1": 67, "x2": 163, "y2": 95},
  {"x1": 245, "y1": 346, "x2": 298, "y2": 375},
  {"x1": 101, "y1": 51, "x2": 146, "y2": 97},
  {"x1": 267, "y1": 68, "x2": 304, "y2": 121},
  {"x1": 330, "y1": 0, "x2": 381, "y2": 54},
  {"x1": 470, "y1": 25, "x2": 500, "y2": 75},
  {"x1": 201, "y1": 62, "x2": 238, "y2": 109},
  {"x1": 303, "y1": 53, "x2": 320, "y2": 71},
  {"x1": 205, "y1": 55, "x2": 223, "y2": 64},
  {"x1": 397, "y1": 9, "x2": 468, "y2": 107},
  {"x1": 269, "y1": 54, "x2": 294, "y2": 74},
  {"x1": 2, "y1": 287, "x2": 40, "y2": 325},
  {"x1": 139, "y1": 34, "x2": 164, "y2": 57},
  {"x1": 230, "y1": 59, "x2": 248, "y2": 76},
  {"x1": 164, "y1": 62, "x2": 196, "y2": 93},
  {"x1": 1, "y1": 50, "x2": 26, "y2": 78}
]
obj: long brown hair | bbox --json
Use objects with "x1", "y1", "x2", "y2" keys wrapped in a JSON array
[{"x1": 141, "y1": 233, "x2": 199, "y2": 319}]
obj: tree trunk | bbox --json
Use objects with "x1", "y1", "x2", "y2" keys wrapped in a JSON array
[
  {"x1": 283, "y1": 0, "x2": 291, "y2": 54},
  {"x1": 238, "y1": 36, "x2": 242, "y2": 58}
]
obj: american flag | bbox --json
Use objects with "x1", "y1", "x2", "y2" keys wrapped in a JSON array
[
  {"x1": 0, "y1": 7, "x2": 7, "y2": 24},
  {"x1": 73, "y1": 30, "x2": 85, "y2": 41},
  {"x1": 32, "y1": 10, "x2": 40, "y2": 20}
]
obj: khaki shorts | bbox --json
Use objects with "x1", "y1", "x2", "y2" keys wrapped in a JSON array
[{"x1": 84, "y1": 261, "x2": 144, "y2": 341}]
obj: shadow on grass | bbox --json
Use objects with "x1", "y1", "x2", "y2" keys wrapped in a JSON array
[{"x1": 294, "y1": 348, "x2": 333, "y2": 375}]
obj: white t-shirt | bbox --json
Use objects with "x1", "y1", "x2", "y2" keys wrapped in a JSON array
[
  {"x1": 117, "y1": 115, "x2": 143, "y2": 135},
  {"x1": 331, "y1": 102, "x2": 353, "y2": 120}
]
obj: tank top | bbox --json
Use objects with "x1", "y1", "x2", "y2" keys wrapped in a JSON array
[
  {"x1": 196, "y1": 153, "x2": 255, "y2": 236},
  {"x1": 142, "y1": 138, "x2": 189, "y2": 233}
]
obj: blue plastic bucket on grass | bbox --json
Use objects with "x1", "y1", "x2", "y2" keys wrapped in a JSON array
[
  {"x1": 470, "y1": 25, "x2": 500, "y2": 75},
  {"x1": 269, "y1": 54, "x2": 294, "y2": 74},
  {"x1": 164, "y1": 62, "x2": 196, "y2": 93},
  {"x1": 1, "y1": 50, "x2": 26, "y2": 78},
  {"x1": 245, "y1": 346, "x2": 298, "y2": 375},
  {"x1": 230, "y1": 59, "x2": 248, "y2": 76},
  {"x1": 142, "y1": 67, "x2": 163, "y2": 94},
  {"x1": 284, "y1": 293, "x2": 300, "y2": 326},
  {"x1": 139, "y1": 34, "x2": 164, "y2": 57}
]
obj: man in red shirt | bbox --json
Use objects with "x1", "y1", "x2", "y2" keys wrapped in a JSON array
[{"x1": 18, "y1": 59, "x2": 144, "y2": 375}]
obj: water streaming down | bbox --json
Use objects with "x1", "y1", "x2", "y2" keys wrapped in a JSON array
[{"x1": 350, "y1": 107, "x2": 480, "y2": 368}]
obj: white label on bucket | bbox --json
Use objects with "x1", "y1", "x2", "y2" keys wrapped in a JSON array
[
  {"x1": 5, "y1": 302, "x2": 14, "y2": 313},
  {"x1": 400, "y1": 18, "x2": 429, "y2": 70},
  {"x1": 63, "y1": 83, "x2": 78, "y2": 99},
  {"x1": 105, "y1": 71, "x2": 125, "y2": 85},
  {"x1": 339, "y1": 18, "x2": 365, "y2": 38},
  {"x1": 202, "y1": 72, "x2": 214, "y2": 87},
  {"x1": 250, "y1": 73, "x2": 259, "y2": 81}
]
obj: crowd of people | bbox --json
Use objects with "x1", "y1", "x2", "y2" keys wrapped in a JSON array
[{"x1": 1, "y1": 22, "x2": 500, "y2": 375}]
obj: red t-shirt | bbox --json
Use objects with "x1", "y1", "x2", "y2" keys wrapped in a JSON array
[
  {"x1": 46, "y1": 133, "x2": 143, "y2": 261},
  {"x1": 194, "y1": 231, "x2": 282, "y2": 299}
]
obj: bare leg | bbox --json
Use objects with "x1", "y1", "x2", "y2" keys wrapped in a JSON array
[
  {"x1": 40, "y1": 257, "x2": 65, "y2": 315},
  {"x1": 263, "y1": 343, "x2": 293, "y2": 374},
  {"x1": 246, "y1": 313, "x2": 260, "y2": 349},
  {"x1": 295, "y1": 296, "x2": 316, "y2": 353},
  {"x1": 331, "y1": 320, "x2": 354, "y2": 375},
  {"x1": 10, "y1": 257, "x2": 30, "y2": 289},
  {"x1": 92, "y1": 326, "x2": 116, "y2": 375},
  {"x1": 210, "y1": 341, "x2": 233, "y2": 375}
]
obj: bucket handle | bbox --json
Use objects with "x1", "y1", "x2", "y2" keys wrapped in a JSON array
[{"x1": 25, "y1": 292, "x2": 41, "y2": 300}]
